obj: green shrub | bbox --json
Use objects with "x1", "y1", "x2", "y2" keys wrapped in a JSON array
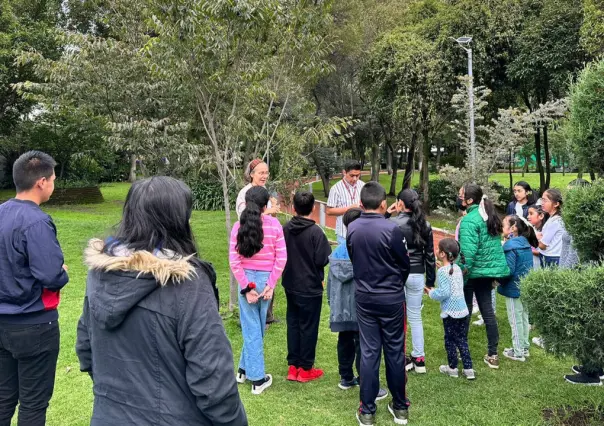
[
  {"x1": 563, "y1": 180, "x2": 604, "y2": 261},
  {"x1": 414, "y1": 178, "x2": 456, "y2": 212},
  {"x1": 523, "y1": 265, "x2": 604, "y2": 371},
  {"x1": 188, "y1": 177, "x2": 238, "y2": 211}
]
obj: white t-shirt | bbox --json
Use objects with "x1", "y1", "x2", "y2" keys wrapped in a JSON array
[
  {"x1": 539, "y1": 215, "x2": 564, "y2": 257},
  {"x1": 515, "y1": 202, "x2": 524, "y2": 217},
  {"x1": 326, "y1": 179, "x2": 365, "y2": 238},
  {"x1": 236, "y1": 183, "x2": 272, "y2": 219}
]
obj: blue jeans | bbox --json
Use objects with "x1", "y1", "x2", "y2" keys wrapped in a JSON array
[
  {"x1": 405, "y1": 274, "x2": 425, "y2": 358},
  {"x1": 238, "y1": 270, "x2": 271, "y2": 381},
  {"x1": 540, "y1": 255, "x2": 560, "y2": 268},
  {"x1": 337, "y1": 235, "x2": 346, "y2": 246}
]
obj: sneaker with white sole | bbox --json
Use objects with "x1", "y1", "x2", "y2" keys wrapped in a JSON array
[
  {"x1": 503, "y1": 348, "x2": 526, "y2": 362},
  {"x1": 375, "y1": 388, "x2": 388, "y2": 401},
  {"x1": 388, "y1": 402, "x2": 409, "y2": 425},
  {"x1": 484, "y1": 354, "x2": 500, "y2": 369},
  {"x1": 473, "y1": 317, "x2": 485, "y2": 326},
  {"x1": 439, "y1": 365, "x2": 459, "y2": 378},
  {"x1": 251, "y1": 374, "x2": 273, "y2": 395},
  {"x1": 463, "y1": 369, "x2": 476, "y2": 380},
  {"x1": 523, "y1": 349, "x2": 530, "y2": 358},
  {"x1": 571, "y1": 365, "x2": 604, "y2": 380},
  {"x1": 564, "y1": 373, "x2": 602, "y2": 386},
  {"x1": 411, "y1": 356, "x2": 426, "y2": 373},
  {"x1": 405, "y1": 354, "x2": 414, "y2": 372},
  {"x1": 532, "y1": 336, "x2": 545, "y2": 348},
  {"x1": 236, "y1": 368, "x2": 246, "y2": 384},
  {"x1": 356, "y1": 411, "x2": 375, "y2": 426}
]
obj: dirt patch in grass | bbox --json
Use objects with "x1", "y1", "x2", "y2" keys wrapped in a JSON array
[{"x1": 543, "y1": 404, "x2": 604, "y2": 426}]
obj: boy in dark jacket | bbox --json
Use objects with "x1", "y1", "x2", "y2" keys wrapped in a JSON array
[
  {"x1": 347, "y1": 182, "x2": 411, "y2": 426},
  {"x1": 282, "y1": 191, "x2": 332, "y2": 382},
  {"x1": 0, "y1": 151, "x2": 69, "y2": 426}
]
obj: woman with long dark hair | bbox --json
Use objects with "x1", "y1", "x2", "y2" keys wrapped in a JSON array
[
  {"x1": 506, "y1": 181, "x2": 537, "y2": 218},
  {"x1": 229, "y1": 186, "x2": 287, "y2": 395},
  {"x1": 76, "y1": 177, "x2": 247, "y2": 426},
  {"x1": 458, "y1": 183, "x2": 510, "y2": 369},
  {"x1": 390, "y1": 189, "x2": 435, "y2": 373}
]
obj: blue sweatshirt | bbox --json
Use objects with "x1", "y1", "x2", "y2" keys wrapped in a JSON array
[
  {"x1": 0, "y1": 199, "x2": 69, "y2": 324},
  {"x1": 497, "y1": 236, "x2": 533, "y2": 299},
  {"x1": 346, "y1": 212, "x2": 410, "y2": 305}
]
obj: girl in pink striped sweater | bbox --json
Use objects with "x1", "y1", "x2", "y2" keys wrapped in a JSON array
[{"x1": 229, "y1": 186, "x2": 287, "y2": 395}]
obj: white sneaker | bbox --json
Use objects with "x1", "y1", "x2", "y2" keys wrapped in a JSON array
[
  {"x1": 472, "y1": 317, "x2": 485, "y2": 326},
  {"x1": 532, "y1": 337, "x2": 545, "y2": 348},
  {"x1": 463, "y1": 369, "x2": 476, "y2": 380},
  {"x1": 251, "y1": 374, "x2": 273, "y2": 395},
  {"x1": 472, "y1": 305, "x2": 480, "y2": 315},
  {"x1": 503, "y1": 348, "x2": 526, "y2": 362},
  {"x1": 236, "y1": 369, "x2": 246, "y2": 384},
  {"x1": 439, "y1": 365, "x2": 459, "y2": 378},
  {"x1": 523, "y1": 349, "x2": 530, "y2": 358}
]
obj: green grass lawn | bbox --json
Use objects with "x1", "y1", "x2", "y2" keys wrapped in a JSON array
[{"x1": 3, "y1": 182, "x2": 602, "y2": 426}]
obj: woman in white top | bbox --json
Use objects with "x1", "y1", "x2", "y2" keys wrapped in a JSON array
[
  {"x1": 236, "y1": 159, "x2": 280, "y2": 219},
  {"x1": 536, "y1": 189, "x2": 564, "y2": 267}
]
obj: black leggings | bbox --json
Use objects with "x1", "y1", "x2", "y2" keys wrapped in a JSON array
[{"x1": 464, "y1": 278, "x2": 499, "y2": 356}]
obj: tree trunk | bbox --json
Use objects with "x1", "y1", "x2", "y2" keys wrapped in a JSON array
[
  {"x1": 435, "y1": 139, "x2": 442, "y2": 170},
  {"x1": 321, "y1": 174, "x2": 331, "y2": 198},
  {"x1": 543, "y1": 124, "x2": 551, "y2": 190},
  {"x1": 534, "y1": 127, "x2": 545, "y2": 192},
  {"x1": 509, "y1": 150, "x2": 514, "y2": 199},
  {"x1": 420, "y1": 132, "x2": 431, "y2": 214},
  {"x1": 370, "y1": 143, "x2": 380, "y2": 181},
  {"x1": 402, "y1": 134, "x2": 417, "y2": 190},
  {"x1": 129, "y1": 154, "x2": 137, "y2": 183},
  {"x1": 577, "y1": 169, "x2": 583, "y2": 179},
  {"x1": 522, "y1": 156, "x2": 529, "y2": 176},
  {"x1": 388, "y1": 144, "x2": 400, "y2": 196},
  {"x1": 590, "y1": 170, "x2": 596, "y2": 181},
  {"x1": 386, "y1": 145, "x2": 393, "y2": 175},
  {"x1": 351, "y1": 135, "x2": 359, "y2": 160}
]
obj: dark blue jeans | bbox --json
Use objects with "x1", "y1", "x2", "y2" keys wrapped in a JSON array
[
  {"x1": 540, "y1": 255, "x2": 560, "y2": 268},
  {"x1": 0, "y1": 321, "x2": 60, "y2": 426}
]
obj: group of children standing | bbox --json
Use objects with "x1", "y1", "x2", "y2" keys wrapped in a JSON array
[{"x1": 227, "y1": 171, "x2": 592, "y2": 426}]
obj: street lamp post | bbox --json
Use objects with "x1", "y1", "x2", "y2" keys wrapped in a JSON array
[{"x1": 453, "y1": 36, "x2": 476, "y2": 180}]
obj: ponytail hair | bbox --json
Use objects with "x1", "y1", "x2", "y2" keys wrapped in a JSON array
[
  {"x1": 463, "y1": 183, "x2": 502, "y2": 237},
  {"x1": 528, "y1": 204, "x2": 549, "y2": 231},
  {"x1": 438, "y1": 238, "x2": 465, "y2": 275},
  {"x1": 506, "y1": 214, "x2": 539, "y2": 247},
  {"x1": 398, "y1": 189, "x2": 429, "y2": 247},
  {"x1": 237, "y1": 186, "x2": 270, "y2": 258}
]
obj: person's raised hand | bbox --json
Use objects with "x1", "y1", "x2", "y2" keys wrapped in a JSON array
[
  {"x1": 349, "y1": 204, "x2": 360, "y2": 210},
  {"x1": 387, "y1": 202, "x2": 398, "y2": 215}
]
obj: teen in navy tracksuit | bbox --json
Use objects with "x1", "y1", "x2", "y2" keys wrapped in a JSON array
[
  {"x1": 347, "y1": 182, "x2": 410, "y2": 426},
  {"x1": 0, "y1": 151, "x2": 69, "y2": 426}
]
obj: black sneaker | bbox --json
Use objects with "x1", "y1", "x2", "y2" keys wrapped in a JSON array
[
  {"x1": 356, "y1": 410, "x2": 375, "y2": 426},
  {"x1": 571, "y1": 365, "x2": 604, "y2": 380},
  {"x1": 405, "y1": 355, "x2": 414, "y2": 372},
  {"x1": 375, "y1": 388, "x2": 388, "y2": 401},
  {"x1": 339, "y1": 376, "x2": 360, "y2": 390},
  {"x1": 388, "y1": 402, "x2": 409, "y2": 425},
  {"x1": 412, "y1": 356, "x2": 426, "y2": 373},
  {"x1": 564, "y1": 373, "x2": 602, "y2": 386}
]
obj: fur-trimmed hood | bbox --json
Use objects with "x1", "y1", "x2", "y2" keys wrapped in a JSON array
[{"x1": 84, "y1": 238, "x2": 198, "y2": 330}]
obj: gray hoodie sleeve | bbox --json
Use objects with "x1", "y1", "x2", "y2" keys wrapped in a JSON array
[{"x1": 177, "y1": 274, "x2": 248, "y2": 426}]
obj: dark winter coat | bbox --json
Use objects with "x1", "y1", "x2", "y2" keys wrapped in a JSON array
[
  {"x1": 506, "y1": 201, "x2": 530, "y2": 218},
  {"x1": 497, "y1": 236, "x2": 533, "y2": 299},
  {"x1": 390, "y1": 212, "x2": 436, "y2": 287},
  {"x1": 76, "y1": 239, "x2": 247, "y2": 426},
  {"x1": 282, "y1": 216, "x2": 331, "y2": 296}
]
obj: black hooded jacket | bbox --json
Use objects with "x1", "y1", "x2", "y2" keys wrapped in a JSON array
[
  {"x1": 76, "y1": 239, "x2": 247, "y2": 426},
  {"x1": 282, "y1": 216, "x2": 331, "y2": 296}
]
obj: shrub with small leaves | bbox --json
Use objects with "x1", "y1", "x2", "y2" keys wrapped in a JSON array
[
  {"x1": 414, "y1": 179, "x2": 456, "y2": 212},
  {"x1": 188, "y1": 177, "x2": 238, "y2": 211},
  {"x1": 563, "y1": 180, "x2": 604, "y2": 261},
  {"x1": 523, "y1": 265, "x2": 604, "y2": 371}
]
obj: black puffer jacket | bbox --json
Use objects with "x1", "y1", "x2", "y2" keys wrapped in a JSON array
[
  {"x1": 76, "y1": 239, "x2": 247, "y2": 426},
  {"x1": 390, "y1": 212, "x2": 436, "y2": 287}
]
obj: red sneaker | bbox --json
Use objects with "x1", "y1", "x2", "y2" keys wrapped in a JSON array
[
  {"x1": 297, "y1": 367, "x2": 324, "y2": 383},
  {"x1": 287, "y1": 366, "x2": 299, "y2": 381}
]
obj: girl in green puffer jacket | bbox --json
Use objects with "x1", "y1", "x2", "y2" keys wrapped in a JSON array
[{"x1": 457, "y1": 184, "x2": 510, "y2": 370}]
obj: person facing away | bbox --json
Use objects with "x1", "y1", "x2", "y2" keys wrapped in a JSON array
[
  {"x1": 282, "y1": 191, "x2": 331, "y2": 383},
  {"x1": 347, "y1": 182, "x2": 411, "y2": 426},
  {"x1": 0, "y1": 151, "x2": 69, "y2": 426},
  {"x1": 229, "y1": 186, "x2": 287, "y2": 395},
  {"x1": 76, "y1": 177, "x2": 247, "y2": 426},
  {"x1": 457, "y1": 183, "x2": 510, "y2": 370},
  {"x1": 388, "y1": 189, "x2": 436, "y2": 374},
  {"x1": 498, "y1": 215, "x2": 537, "y2": 363},
  {"x1": 326, "y1": 160, "x2": 365, "y2": 245},
  {"x1": 427, "y1": 238, "x2": 474, "y2": 380},
  {"x1": 506, "y1": 181, "x2": 537, "y2": 218}
]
